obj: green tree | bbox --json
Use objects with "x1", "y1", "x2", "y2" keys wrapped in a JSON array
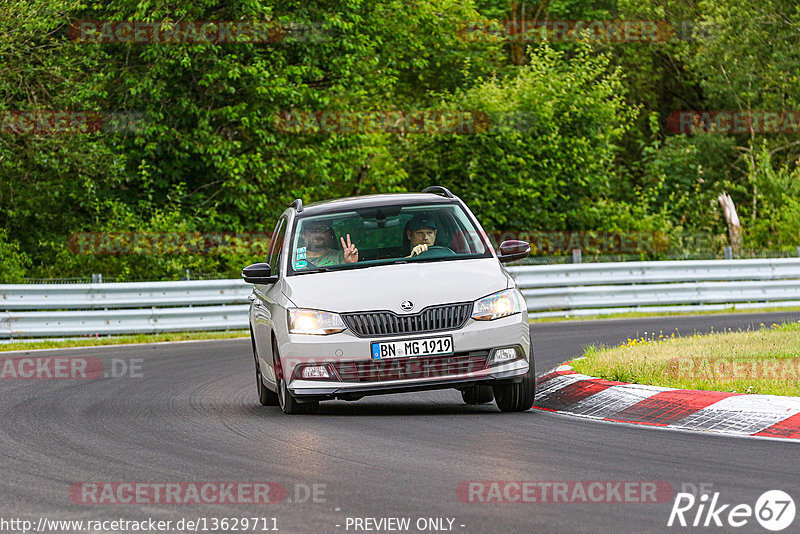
[
  {"x1": 0, "y1": 0, "x2": 122, "y2": 277},
  {"x1": 402, "y1": 45, "x2": 638, "y2": 231}
]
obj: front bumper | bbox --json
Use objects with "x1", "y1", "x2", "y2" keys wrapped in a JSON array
[{"x1": 277, "y1": 313, "x2": 530, "y2": 400}]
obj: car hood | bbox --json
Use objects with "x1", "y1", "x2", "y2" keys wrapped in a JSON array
[{"x1": 283, "y1": 258, "x2": 512, "y2": 313}]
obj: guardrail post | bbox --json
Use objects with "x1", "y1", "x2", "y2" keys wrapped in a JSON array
[
  {"x1": 91, "y1": 273, "x2": 102, "y2": 283},
  {"x1": 571, "y1": 248, "x2": 582, "y2": 264},
  {"x1": 723, "y1": 247, "x2": 733, "y2": 260}
]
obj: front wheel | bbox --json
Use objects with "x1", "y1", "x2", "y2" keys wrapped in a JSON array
[
  {"x1": 273, "y1": 339, "x2": 318, "y2": 415},
  {"x1": 252, "y1": 327, "x2": 278, "y2": 406},
  {"x1": 256, "y1": 363, "x2": 280, "y2": 406},
  {"x1": 461, "y1": 385, "x2": 495, "y2": 405},
  {"x1": 493, "y1": 350, "x2": 536, "y2": 412}
]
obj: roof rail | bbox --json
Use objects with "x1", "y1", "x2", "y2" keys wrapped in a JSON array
[
  {"x1": 290, "y1": 199, "x2": 303, "y2": 213},
  {"x1": 421, "y1": 186, "x2": 455, "y2": 199}
]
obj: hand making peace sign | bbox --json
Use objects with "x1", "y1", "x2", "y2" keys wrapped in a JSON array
[{"x1": 340, "y1": 234, "x2": 358, "y2": 263}]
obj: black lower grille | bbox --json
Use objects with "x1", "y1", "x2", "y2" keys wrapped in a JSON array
[
  {"x1": 332, "y1": 351, "x2": 490, "y2": 382},
  {"x1": 342, "y1": 303, "x2": 472, "y2": 337}
]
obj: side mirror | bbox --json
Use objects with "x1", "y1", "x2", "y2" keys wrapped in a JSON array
[
  {"x1": 497, "y1": 240, "x2": 530, "y2": 263},
  {"x1": 242, "y1": 263, "x2": 278, "y2": 284}
]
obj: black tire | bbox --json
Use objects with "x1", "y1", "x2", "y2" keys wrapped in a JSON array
[
  {"x1": 461, "y1": 385, "x2": 495, "y2": 405},
  {"x1": 251, "y1": 327, "x2": 278, "y2": 406},
  {"x1": 273, "y1": 338, "x2": 319, "y2": 415},
  {"x1": 256, "y1": 363, "x2": 280, "y2": 406},
  {"x1": 493, "y1": 346, "x2": 536, "y2": 412}
]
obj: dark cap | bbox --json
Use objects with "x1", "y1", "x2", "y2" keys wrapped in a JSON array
[
  {"x1": 304, "y1": 220, "x2": 332, "y2": 232},
  {"x1": 407, "y1": 213, "x2": 437, "y2": 232}
]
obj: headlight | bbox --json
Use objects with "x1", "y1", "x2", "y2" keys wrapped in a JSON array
[
  {"x1": 288, "y1": 308, "x2": 346, "y2": 335},
  {"x1": 472, "y1": 289, "x2": 523, "y2": 321}
]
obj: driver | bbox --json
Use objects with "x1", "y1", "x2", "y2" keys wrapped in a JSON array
[
  {"x1": 406, "y1": 214, "x2": 438, "y2": 257},
  {"x1": 301, "y1": 221, "x2": 358, "y2": 267}
]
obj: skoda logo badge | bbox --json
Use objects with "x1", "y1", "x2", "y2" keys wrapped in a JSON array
[{"x1": 400, "y1": 300, "x2": 414, "y2": 311}]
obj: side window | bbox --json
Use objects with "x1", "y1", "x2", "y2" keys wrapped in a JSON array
[{"x1": 265, "y1": 217, "x2": 287, "y2": 275}]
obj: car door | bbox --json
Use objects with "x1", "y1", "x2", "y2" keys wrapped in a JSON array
[{"x1": 252, "y1": 215, "x2": 288, "y2": 383}]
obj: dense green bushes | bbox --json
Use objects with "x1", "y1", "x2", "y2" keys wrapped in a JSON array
[
  {"x1": 1, "y1": 0, "x2": 799, "y2": 281},
  {"x1": 402, "y1": 45, "x2": 640, "y2": 231}
]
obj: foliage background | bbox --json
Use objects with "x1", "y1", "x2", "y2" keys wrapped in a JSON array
[{"x1": 1, "y1": 0, "x2": 799, "y2": 281}]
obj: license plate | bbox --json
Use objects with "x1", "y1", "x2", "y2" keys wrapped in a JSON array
[{"x1": 371, "y1": 336, "x2": 453, "y2": 360}]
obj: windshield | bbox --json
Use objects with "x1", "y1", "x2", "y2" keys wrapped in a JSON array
[{"x1": 287, "y1": 203, "x2": 492, "y2": 275}]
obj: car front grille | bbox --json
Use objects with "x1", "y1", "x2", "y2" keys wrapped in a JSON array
[
  {"x1": 341, "y1": 303, "x2": 473, "y2": 337},
  {"x1": 331, "y1": 350, "x2": 490, "y2": 382}
]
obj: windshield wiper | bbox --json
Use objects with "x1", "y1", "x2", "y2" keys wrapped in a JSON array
[
  {"x1": 407, "y1": 256, "x2": 463, "y2": 264},
  {"x1": 293, "y1": 266, "x2": 330, "y2": 275}
]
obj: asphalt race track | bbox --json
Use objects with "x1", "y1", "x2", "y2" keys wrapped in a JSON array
[{"x1": 2, "y1": 312, "x2": 799, "y2": 533}]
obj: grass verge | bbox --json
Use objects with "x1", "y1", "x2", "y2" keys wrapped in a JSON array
[
  {"x1": 571, "y1": 322, "x2": 800, "y2": 396},
  {"x1": 0, "y1": 330, "x2": 249, "y2": 352},
  {"x1": 529, "y1": 305, "x2": 800, "y2": 323}
]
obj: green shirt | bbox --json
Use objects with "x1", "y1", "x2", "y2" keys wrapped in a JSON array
[{"x1": 310, "y1": 248, "x2": 345, "y2": 267}]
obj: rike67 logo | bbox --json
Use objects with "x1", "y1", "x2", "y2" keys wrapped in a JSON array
[{"x1": 668, "y1": 489, "x2": 796, "y2": 531}]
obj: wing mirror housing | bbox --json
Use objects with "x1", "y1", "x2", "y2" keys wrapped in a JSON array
[
  {"x1": 242, "y1": 263, "x2": 278, "y2": 284},
  {"x1": 497, "y1": 240, "x2": 531, "y2": 263}
]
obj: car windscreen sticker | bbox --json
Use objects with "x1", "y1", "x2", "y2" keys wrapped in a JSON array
[
  {"x1": 297, "y1": 247, "x2": 306, "y2": 253},
  {"x1": 294, "y1": 260, "x2": 308, "y2": 269},
  {"x1": 296, "y1": 251, "x2": 306, "y2": 260}
]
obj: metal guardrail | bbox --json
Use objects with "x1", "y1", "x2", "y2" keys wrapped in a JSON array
[
  {"x1": 0, "y1": 280, "x2": 250, "y2": 338},
  {"x1": 2, "y1": 258, "x2": 800, "y2": 337},
  {"x1": 1, "y1": 305, "x2": 250, "y2": 337},
  {"x1": 508, "y1": 258, "x2": 800, "y2": 318},
  {"x1": 0, "y1": 279, "x2": 250, "y2": 309}
]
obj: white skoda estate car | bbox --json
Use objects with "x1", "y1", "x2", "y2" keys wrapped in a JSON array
[{"x1": 243, "y1": 186, "x2": 533, "y2": 414}]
